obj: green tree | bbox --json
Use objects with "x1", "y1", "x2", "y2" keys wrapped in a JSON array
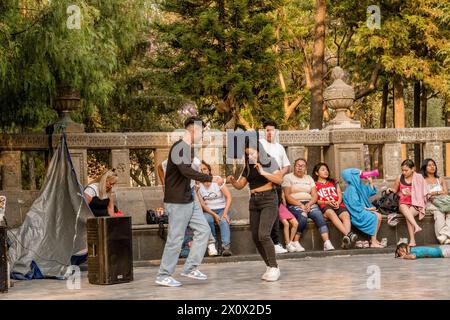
[{"x1": 152, "y1": 0, "x2": 284, "y2": 129}]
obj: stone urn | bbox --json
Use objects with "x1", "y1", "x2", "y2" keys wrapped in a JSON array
[
  {"x1": 53, "y1": 85, "x2": 84, "y2": 133},
  {"x1": 323, "y1": 67, "x2": 360, "y2": 129}
]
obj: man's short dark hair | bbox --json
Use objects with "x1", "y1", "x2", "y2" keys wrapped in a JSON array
[
  {"x1": 184, "y1": 117, "x2": 205, "y2": 129},
  {"x1": 263, "y1": 120, "x2": 277, "y2": 129}
]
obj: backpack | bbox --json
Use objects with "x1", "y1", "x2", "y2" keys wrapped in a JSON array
[{"x1": 372, "y1": 190, "x2": 400, "y2": 215}]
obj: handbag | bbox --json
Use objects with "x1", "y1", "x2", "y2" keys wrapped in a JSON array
[
  {"x1": 431, "y1": 195, "x2": 450, "y2": 212},
  {"x1": 372, "y1": 190, "x2": 399, "y2": 215}
]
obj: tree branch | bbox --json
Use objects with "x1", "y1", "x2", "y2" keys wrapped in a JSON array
[{"x1": 355, "y1": 62, "x2": 382, "y2": 100}]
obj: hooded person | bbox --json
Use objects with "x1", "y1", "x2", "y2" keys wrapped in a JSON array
[{"x1": 341, "y1": 168, "x2": 385, "y2": 248}]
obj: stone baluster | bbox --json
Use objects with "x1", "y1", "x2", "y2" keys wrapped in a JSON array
[{"x1": 110, "y1": 149, "x2": 131, "y2": 187}]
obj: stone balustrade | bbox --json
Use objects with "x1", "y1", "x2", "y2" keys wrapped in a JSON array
[{"x1": 1, "y1": 127, "x2": 450, "y2": 227}]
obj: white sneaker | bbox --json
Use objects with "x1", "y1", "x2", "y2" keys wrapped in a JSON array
[
  {"x1": 437, "y1": 235, "x2": 447, "y2": 244},
  {"x1": 261, "y1": 266, "x2": 270, "y2": 280},
  {"x1": 286, "y1": 242, "x2": 297, "y2": 253},
  {"x1": 264, "y1": 267, "x2": 280, "y2": 282},
  {"x1": 324, "y1": 240, "x2": 335, "y2": 251},
  {"x1": 208, "y1": 243, "x2": 218, "y2": 256},
  {"x1": 292, "y1": 241, "x2": 305, "y2": 252},
  {"x1": 274, "y1": 244, "x2": 288, "y2": 254}
]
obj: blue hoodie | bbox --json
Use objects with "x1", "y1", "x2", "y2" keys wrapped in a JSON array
[{"x1": 342, "y1": 168, "x2": 378, "y2": 236}]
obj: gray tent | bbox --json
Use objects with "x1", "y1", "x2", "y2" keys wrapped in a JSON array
[{"x1": 8, "y1": 134, "x2": 93, "y2": 279}]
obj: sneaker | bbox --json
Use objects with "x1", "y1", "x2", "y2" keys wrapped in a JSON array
[
  {"x1": 274, "y1": 243, "x2": 288, "y2": 254},
  {"x1": 324, "y1": 240, "x2": 335, "y2": 251},
  {"x1": 286, "y1": 242, "x2": 297, "y2": 253},
  {"x1": 264, "y1": 267, "x2": 280, "y2": 282},
  {"x1": 437, "y1": 235, "x2": 447, "y2": 244},
  {"x1": 292, "y1": 241, "x2": 305, "y2": 252},
  {"x1": 261, "y1": 266, "x2": 270, "y2": 280},
  {"x1": 348, "y1": 232, "x2": 358, "y2": 243},
  {"x1": 398, "y1": 238, "x2": 408, "y2": 245},
  {"x1": 180, "y1": 269, "x2": 208, "y2": 280},
  {"x1": 222, "y1": 246, "x2": 232, "y2": 256},
  {"x1": 342, "y1": 235, "x2": 351, "y2": 249},
  {"x1": 155, "y1": 276, "x2": 182, "y2": 287},
  {"x1": 208, "y1": 243, "x2": 219, "y2": 256},
  {"x1": 444, "y1": 239, "x2": 450, "y2": 245}
]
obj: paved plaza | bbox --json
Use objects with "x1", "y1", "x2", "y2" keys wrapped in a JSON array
[{"x1": 2, "y1": 253, "x2": 450, "y2": 300}]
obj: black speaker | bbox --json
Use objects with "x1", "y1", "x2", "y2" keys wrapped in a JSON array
[
  {"x1": 87, "y1": 216, "x2": 133, "y2": 285},
  {"x1": 0, "y1": 227, "x2": 7, "y2": 293}
]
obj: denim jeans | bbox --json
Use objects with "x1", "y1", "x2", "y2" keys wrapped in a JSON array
[
  {"x1": 157, "y1": 199, "x2": 211, "y2": 278},
  {"x1": 204, "y1": 208, "x2": 233, "y2": 247},
  {"x1": 249, "y1": 189, "x2": 279, "y2": 268},
  {"x1": 288, "y1": 203, "x2": 329, "y2": 236}
]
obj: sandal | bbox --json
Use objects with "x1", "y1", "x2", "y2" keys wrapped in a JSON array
[
  {"x1": 363, "y1": 241, "x2": 370, "y2": 248},
  {"x1": 355, "y1": 241, "x2": 364, "y2": 249}
]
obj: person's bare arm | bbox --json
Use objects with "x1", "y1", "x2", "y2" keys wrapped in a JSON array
[
  {"x1": 107, "y1": 197, "x2": 115, "y2": 216},
  {"x1": 283, "y1": 186, "x2": 305, "y2": 209},
  {"x1": 280, "y1": 165, "x2": 290, "y2": 176},
  {"x1": 401, "y1": 254, "x2": 417, "y2": 260},
  {"x1": 255, "y1": 165, "x2": 283, "y2": 185},
  {"x1": 388, "y1": 177, "x2": 400, "y2": 194},
  {"x1": 307, "y1": 187, "x2": 318, "y2": 208},
  {"x1": 440, "y1": 178, "x2": 448, "y2": 195},
  {"x1": 84, "y1": 193, "x2": 93, "y2": 205},
  {"x1": 221, "y1": 185, "x2": 233, "y2": 223},
  {"x1": 226, "y1": 176, "x2": 248, "y2": 190}
]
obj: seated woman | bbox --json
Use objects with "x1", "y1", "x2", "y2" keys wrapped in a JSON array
[
  {"x1": 341, "y1": 168, "x2": 384, "y2": 248},
  {"x1": 283, "y1": 158, "x2": 335, "y2": 252},
  {"x1": 84, "y1": 169, "x2": 118, "y2": 217},
  {"x1": 197, "y1": 160, "x2": 233, "y2": 256},
  {"x1": 395, "y1": 242, "x2": 450, "y2": 260},
  {"x1": 313, "y1": 162, "x2": 358, "y2": 249},
  {"x1": 420, "y1": 158, "x2": 450, "y2": 244},
  {"x1": 387, "y1": 159, "x2": 428, "y2": 247}
]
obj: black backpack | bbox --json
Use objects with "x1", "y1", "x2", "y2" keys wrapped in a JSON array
[{"x1": 372, "y1": 190, "x2": 400, "y2": 214}]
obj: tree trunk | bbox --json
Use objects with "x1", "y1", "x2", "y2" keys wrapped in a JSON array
[
  {"x1": 413, "y1": 81, "x2": 421, "y2": 165},
  {"x1": 421, "y1": 84, "x2": 427, "y2": 127},
  {"x1": 380, "y1": 83, "x2": 388, "y2": 129},
  {"x1": 308, "y1": 0, "x2": 326, "y2": 171},
  {"x1": 393, "y1": 75, "x2": 407, "y2": 160}
]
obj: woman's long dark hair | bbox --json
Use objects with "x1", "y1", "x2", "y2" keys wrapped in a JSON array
[
  {"x1": 420, "y1": 158, "x2": 439, "y2": 178},
  {"x1": 243, "y1": 132, "x2": 273, "y2": 177},
  {"x1": 312, "y1": 162, "x2": 336, "y2": 185}
]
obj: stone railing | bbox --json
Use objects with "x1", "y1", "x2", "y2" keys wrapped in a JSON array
[{"x1": 1, "y1": 127, "x2": 450, "y2": 226}]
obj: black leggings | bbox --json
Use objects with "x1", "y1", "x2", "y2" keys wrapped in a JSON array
[{"x1": 249, "y1": 189, "x2": 279, "y2": 268}]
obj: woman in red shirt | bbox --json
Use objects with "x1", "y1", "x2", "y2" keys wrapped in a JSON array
[{"x1": 313, "y1": 163, "x2": 358, "y2": 249}]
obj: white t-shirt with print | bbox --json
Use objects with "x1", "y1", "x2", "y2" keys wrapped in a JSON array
[
  {"x1": 282, "y1": 173, "x2": 315, "y2": 201},
  {"x1": 198, "y1": 182, "x2": 227, "y2": 210},
  {"x1": 259, "y1": 139, "x2": 290, "y2": 170}
]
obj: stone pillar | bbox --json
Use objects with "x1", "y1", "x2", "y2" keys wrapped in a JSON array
[
  {"x1": 424, "y1": 142, "x2": 444, "y2": 175},
  {"x1": 0, "y1": 151, "x2": 22, "y2": 190},
  {"x1": 287, "y1": 146, "x2": 306, "y2": 171},
  {"x1": 154, "y1": 148, "x2": 170, "y2": 185},
  {"x1": 382, "y1": 143, "x2": 403, "y2": 180},
  {"x1": 110, "y1": 149, "x2": 131, "y2": 187},
  {"x1": 69, "y1": 149, "x2": 88, "y2": 186},
  {"x1": 324, "y1": 143, "x2": 364, "y2": 181}
]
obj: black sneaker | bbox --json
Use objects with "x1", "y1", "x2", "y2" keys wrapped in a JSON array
[
  {"x1": 222, "y1": 246, "x2": 232, "y2": 257},
  {"x1": 342, "y1": 235, "x2": 351, "y2": 249},
  {"x1": 348, "y1": 232, "x2": 358, "y2": 243}
]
